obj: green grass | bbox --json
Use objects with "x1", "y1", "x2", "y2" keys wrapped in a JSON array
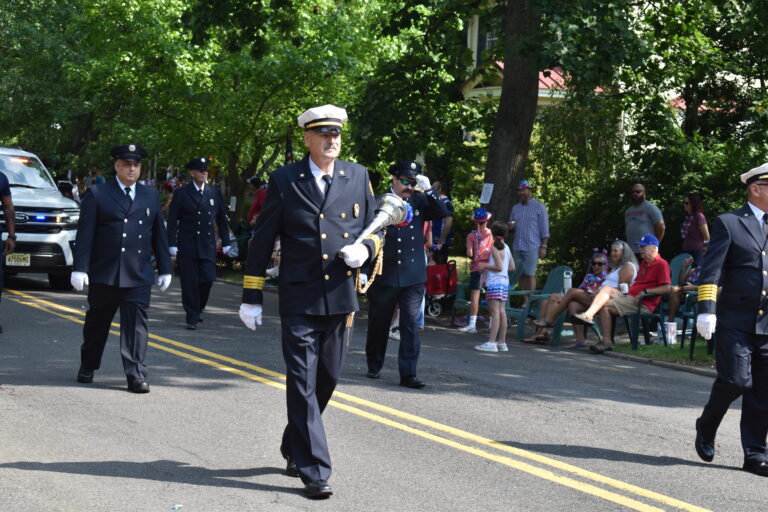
[{"x1": 612, "y1": 339, "x2": 716, "y2": 366}]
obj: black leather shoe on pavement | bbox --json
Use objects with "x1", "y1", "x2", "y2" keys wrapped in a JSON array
[
  {"x1": 285, "y1": 457, "x2": 300, "y2": 478},
  {"x1": 304, "y1": 479, "x2": 332, "y2": 499},
  {"x1": 128, "y1": 379, "x2": 150, "y2": 394},
  {"x1": 743, "y1": 459, "x2": 768, "y2": 476},
  {"x1": 76, "y1": 368, "x2": 94, "y2": 384},
  {"x1": 694, "y1": 418, "x2": 714, "y2": 462},
  {"x1": 366, "y1": 370, "x2": 380, "y2": 379},
  {"x1": 400, "y1": 376, "x2": 426, "y2": 389},
  {"x1": 185, "y1": 323, "x2": 197, "y2": 330}
]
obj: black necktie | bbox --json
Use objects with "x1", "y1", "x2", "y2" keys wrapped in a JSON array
[
  {"x1": 322, "y1": 174, "x2": 332, "y2": 195},
  {"x1": 763, "y1": 213, "x2": 768, "y2": 237},
  {"x1": 124, "y1": 186, "x2": 132, "y2": 204}
]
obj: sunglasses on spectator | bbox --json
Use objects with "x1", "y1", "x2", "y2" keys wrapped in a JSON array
[
  {"x1": 399, "y1": 178, "x2": 417, "y2": 186},
  {"x1": 591, "y1": 261, "x2": 605, "y2": 266}
]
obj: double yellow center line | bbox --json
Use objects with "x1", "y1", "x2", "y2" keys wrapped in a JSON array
[{"x1": 6, "y1": 288, "x2": 710, "y2": 512}]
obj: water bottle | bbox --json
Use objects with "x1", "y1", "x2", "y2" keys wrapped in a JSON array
[{"x1": 562, "y1": 271, "x2": 572, "y2": 293}]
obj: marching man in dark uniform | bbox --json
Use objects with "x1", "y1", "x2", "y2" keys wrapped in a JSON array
[
  {"x1": 238, "y1": 105, "x2": 382, "y2": 499},
  {"x1": 364, "y1": 162, "x2": 450, "y2": 388},
  {"x1": 71, "y1": 144, "x2": 172, "y2": 393},
  {"x1": 166, "y1": 157, "x2": 232, "y2": 329},
  {"x1": 695, "y1": 162, "x2": 768, "y2": 476}
]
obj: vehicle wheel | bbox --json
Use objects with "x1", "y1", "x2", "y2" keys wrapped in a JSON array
[
  {"x1": 427, "y1": 301, "x2": 442, "y2": 317},
  {"x1": 48, "y1": 272, "x2": 73, "y2": 290}
]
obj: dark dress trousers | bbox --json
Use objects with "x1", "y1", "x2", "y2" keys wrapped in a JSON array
[
  {"x1": 166, "y1": 182, "x2": 230, "y2": 325},
  {"x1": 697, "y1": 204, "x2": 768, "y2": 462},
  {"x1": 242, "y1": 156, "x2": 382, "y2": 484},
  {"x1": 74, "y1": 179, "x2": 172, "y2": 383},
  {"x1": 365, "y1": 189, "x2": 450, "y2": 378}
]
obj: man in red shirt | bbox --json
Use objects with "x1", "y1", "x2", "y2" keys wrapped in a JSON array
[
  {"x1": 246, "y1": 177, "x2": 267, "y2": 226},
  {"x1": 573, "y1": 234, "x2": 671, "y2": 353}
]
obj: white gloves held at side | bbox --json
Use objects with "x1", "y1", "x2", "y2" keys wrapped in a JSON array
[
  {"x1": 696, "y1": 313, "x2": 717, "y2": 340},
  {"x1": 169, "y1": 246, "x2": 178, "y2": 257},
  {"x1": 359, "y1": 273, "x2": 368, "y2": 287},
  {"x1": 157, "y1": 274, "x2": 172, "y2": 292},
  {"x1": 71, "y1": 271, "x2": 89, "y2": 291},
  {"x1": 239, "y1": 303, "x2": 263, "y2": 330},
  {"x1": 416, "y1": 174, "x2": 431, "y2": 191},
  {"x1": 340, "y1": 243, "x2": 368, "y2": 268}
]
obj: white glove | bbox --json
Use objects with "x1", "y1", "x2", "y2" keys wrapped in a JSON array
[
  {"x1": 696, "y1": 313, "x2": 717, "y2": 340},
  {"x1": 340, "y1": 243, "x2": 369, "y2": 268},
  {"x1": 222, "y1": 245, "x2": 231, "y2": 255},
  {"x1": 71, "y1": 271, "x2": 89, "y2": 291},
  {"x1": 266, "y1": 266, "x2": 279, "y2": 278},
  {"x1": 157, "y1": 274, "x2": 172, "y2": 292},
  {"x1": 416, "y1": 174, "x2": 431, "y2": 191},
  {"x1": 169, "y1": 246, "x2": 178, "y2": 257},
  {"x1": 239, "y1": 303, "x2": 263, "y2": 330},
  {"x1": 359, "y1": 273, "x2": 368, "y2": 287}
]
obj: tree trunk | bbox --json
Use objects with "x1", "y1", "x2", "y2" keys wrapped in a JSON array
[{"x1": 484, "y1": 0, "x2": 541, "y2": 223}]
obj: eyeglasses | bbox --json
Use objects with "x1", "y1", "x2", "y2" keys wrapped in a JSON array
[
  {"x1": 399, "y1": 178, "x2": 417, "y2": 186},
  {"x1": 591, "y1": 261, "x2": 605, "y2": 266},
  {"x1": 631, "y1": 190, "x2": 643, "y2": 194}
]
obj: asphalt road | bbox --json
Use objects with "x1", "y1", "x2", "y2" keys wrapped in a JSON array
[{"x1": 0, "y1": 274, "x2": 764, "y2": 512}]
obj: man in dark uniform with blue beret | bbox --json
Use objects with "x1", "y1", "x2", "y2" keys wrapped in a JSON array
[
  {"x1": 166, "y1": 157, "x2": 232, "y2": 329},
  {"x1": 363, "y1": 162, "x2": 450, "y2": 389},
  {"x1": 238, "y1": 104, "x2": 383, "y2": 499},
  {"x1": 71, "y1": 144, "x2": 173, "y2": 394},
  {"x1": 695, "y1": 162, "x2": 768, "y2": 476}
]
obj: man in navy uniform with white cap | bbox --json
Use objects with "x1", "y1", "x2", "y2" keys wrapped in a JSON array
[
  {"x1": 166, "y1": 156, "x2": 232, "y2": 329},
  {"x1": 363, "y1": 162, "x2": 449, "y2": 388},
  {"x1": 71, "y1": 144, "x2": 172, "y2": 394},
  {"x1": 238, "y1": 104, "x2": 382, "y2": 499},
  {"x1": 695, "y1": 162, "x2": 768, "y2": 476}
]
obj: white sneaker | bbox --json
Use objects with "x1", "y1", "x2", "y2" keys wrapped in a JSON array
[
  {"x1": 474, "y1": 341, "x2": 498, "y2": 352},
  {"x1": 496, "y1": 342, "x2": 509, "y2": 352},
  {"x1": 458, "y1": 325, "x2": 478, "y2": 333},
  {"x1": 389, "y1": 329, "x2": 400, "y2": 341}
]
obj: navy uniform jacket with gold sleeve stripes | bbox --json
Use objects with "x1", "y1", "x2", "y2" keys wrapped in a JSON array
[
  {"x1": 698, "y1": 204, "x2": 768, "y2": 334},
  {"x1": 242, "y1": 156, "x2": 382, "y2": 316}
]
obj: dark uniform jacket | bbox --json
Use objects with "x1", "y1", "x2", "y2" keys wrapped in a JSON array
[
  {"x1": 242, "y1": 156, "x2": 382, "y2": 316},
  {"x1": 74, "y1": 179, "x2": 172, "y2": 287},
  {"x1": 166, "y1": 182, "x2": 230, "y2": 261},
  {"x1": 373, "y1": 189, "x2": 450, "y2": 288},
  {"x1": 698, "y1": 204, "x2": 768, "y2": 334}
]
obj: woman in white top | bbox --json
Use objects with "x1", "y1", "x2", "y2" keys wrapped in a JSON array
[
  {"x1": 529, "y1": 240, "x2": 638, "y2": 347},
  {"x1": 474, "y1": 222, "x2": 514, "y2": 353}
]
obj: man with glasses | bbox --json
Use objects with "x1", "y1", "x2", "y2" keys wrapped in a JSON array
[
  {"x1": 625, "y1": 183, "x2": 665, "y2": 259},
  {"x1": 694, "y1": 162, "x2": 768, "y2": 477},
  {"x1": 166, "y1": 157, "x2": 232, "y2": 329},
  {"x1": 364, "y1": 161, "x2": 450, "y2": 389},
  {"x1": 238, "y1": 104, "x2": 383, "y2": 499}
]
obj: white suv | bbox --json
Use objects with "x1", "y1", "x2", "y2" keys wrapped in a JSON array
[{"x1": 0, "y1": 146, "x2": 80, "y2": 289}]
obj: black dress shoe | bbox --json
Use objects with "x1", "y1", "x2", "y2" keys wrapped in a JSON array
[
  {"x1": 304, "y1": 479, "x2": 332, "y2": 499},
  {"x1": 285, "y1": 456, "x2": 300, "y2": 478},
  {"x1": 694, "y1": 418, "x2": 714, "y2": 462},
  {"x1": 743, "y1": 459, "x2": 768, "y2": 476},
  {"x1": 128, "y1": 379, "x2": 150, "y2": 394},
  {"x1": 366, "y1": 370, "x2": 380, "y2": 379},
  {"x1": 400, "y1": 376, "x2": 426, "y2": 389},
  {"x1": 76, "y1": 368, "x2": 94, "y2": 384},
  {"x1": 185, "y1": 323, "x2": 197, "y2": 330}
]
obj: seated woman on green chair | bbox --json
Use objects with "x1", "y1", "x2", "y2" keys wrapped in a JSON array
[{"x1": 525, "y1": 241, "x2": 637, "y2": 347}]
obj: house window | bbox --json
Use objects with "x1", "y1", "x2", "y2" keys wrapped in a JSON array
[{"x1": 476, "y1": 15, "x2": 502, "y2": 67}]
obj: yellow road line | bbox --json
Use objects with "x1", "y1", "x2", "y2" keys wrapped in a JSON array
[{"x1": 7, "y1": 289, "x2": 711, "y2": 512}]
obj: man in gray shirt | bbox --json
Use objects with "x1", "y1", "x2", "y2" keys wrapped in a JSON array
[{"x1": 625, "y1": 183, "x2": 665, "y2": 258}]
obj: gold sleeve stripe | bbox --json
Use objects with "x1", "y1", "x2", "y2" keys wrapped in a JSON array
[
  {"x1": 366, "y1": 233, "x2": 382, "y2": 256},
  {"x1": 368, "y1": 181, "x2": 374, "y2": 195},
  {"x1": 244, "y1": 276, "x2": 266, "y2": 290},
  {"x1": 698, "y1": 284, "x2": 718, "y2": 302}
]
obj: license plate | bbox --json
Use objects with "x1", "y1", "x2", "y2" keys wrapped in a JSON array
[{"x1": 5, "y1": 253, "x2": 31, "y2": 266}]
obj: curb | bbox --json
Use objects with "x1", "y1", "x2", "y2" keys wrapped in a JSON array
[{"x1": 217, "y1": 277, "x2": 717, "y2": 379}]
